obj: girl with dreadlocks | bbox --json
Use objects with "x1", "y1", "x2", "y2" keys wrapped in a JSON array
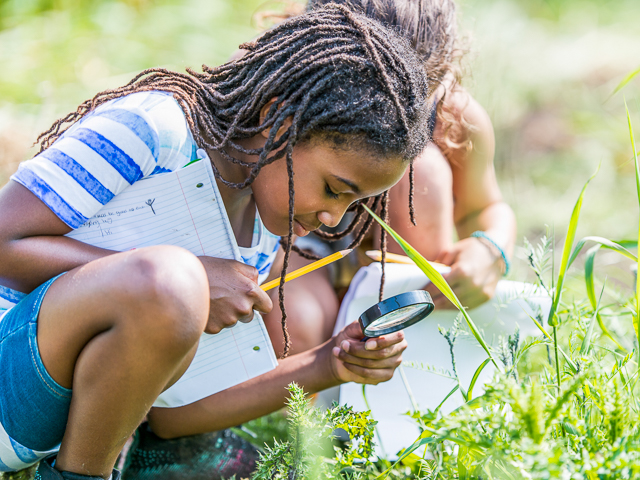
[
  {"x1": 0, "y1": 5, "x2": 430, "y2": 479},
  {"x1": 262, "y1": 0, "x2": 517, "y2": 356}
]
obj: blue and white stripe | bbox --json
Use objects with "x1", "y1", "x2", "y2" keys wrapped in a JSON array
[
  {"x1": 239, "y1": 212, "x2": 281, "y2": 284},
  {"x1": 11, "y1": 91, "x2": 194, "y2": 229},
  {"x1": 0, "y1": 421, "x2": 58, "y2": 472}
]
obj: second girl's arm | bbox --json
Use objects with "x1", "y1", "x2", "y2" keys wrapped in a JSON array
[
  {"x1": 0, "y1": 181, "x2": 116, "y2": 292},
  {"x1": 437, "y1": 87, "x2": 516, "y2": 258},
  {"x1": 426, "y1": 88, "x2": 516, "y2": 308}
]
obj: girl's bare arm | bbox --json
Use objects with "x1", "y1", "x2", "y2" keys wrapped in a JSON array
[
  {"x1": 0, "y1": 181, "x2": 115, "y2": 292},
  {"x1": 437, "y1": 87, "x2": 516, "y2": 256},
  {"x1": 426, "y1": 87, "x2": 516, "y2": 307},
  {"x1": 147, "y1": 322, "x2": 407, "y2": 438}
]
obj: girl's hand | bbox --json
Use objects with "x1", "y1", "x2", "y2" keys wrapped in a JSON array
[
  {"x1": 426, "y1": 237, "x2": 503, "y2": 309},
  {"x1": 329, "y1": 321, "x2": 407, "y2": 385},
  {"x1": 198, "y1": 256, "x2": 273, "y2": 334}
]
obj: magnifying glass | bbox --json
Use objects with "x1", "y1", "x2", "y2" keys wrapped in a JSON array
[{"x1": 359, "y1": 290, "x2": 435, "y2": 338}]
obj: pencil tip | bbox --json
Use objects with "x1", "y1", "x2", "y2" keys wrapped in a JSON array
[{"x1": 340, "y1": 249, "x2": 353, "y2": 256}]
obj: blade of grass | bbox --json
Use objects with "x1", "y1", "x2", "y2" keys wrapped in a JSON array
[
  {"x1": 398, "y1": 365, "x2": 419, "y2": 412},
  {"x1": 435, "y1": 384, "x2": 460, "y2": 414},
  {"x1": 363, "y1": 205, "x2": 501, "y2": 371},
  {"x1": 523, "y1": 307, "x2": 578, "y2": 373},
  {"x1": 625, "y1": 100, "x2": 640, "y2": 354},
  {"x1": 548, "y1": 165, "x2": 600, "y2": 327},
  {"x1": 378, "y1": 427, "x2": 479, "y2": 479},
  {"x1": 362, "y1": 385, "x2": 388, "y2": 459},
  {"x1": 467, "y1": 358, "x2": 492, "y2": 401},
  {"x1": 611, "y1": 66, "x2": 640, "y2": 97},
  {"x1": 567, "y1": 236, "x2": 637, "y2": 269},
  {"x1": 547, "y1": 166, "x2": 598, "y2": 389},
  {"x1": 580, "y1": 279, "x2": 606, "y2": 355},
  {"x1": 584, "y1": 246, "x2": 625, "y2": 350}
]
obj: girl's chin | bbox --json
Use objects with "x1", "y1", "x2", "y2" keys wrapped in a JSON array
[{"x1": 261, "y1": 218, "x2": 310, "y2": 237}]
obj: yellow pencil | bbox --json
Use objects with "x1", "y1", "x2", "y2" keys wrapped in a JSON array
[
  {"x1": 261, "y1": 249, "x2": 353, "y2": 292},
  {"x1": 365, "y1": 250, "x2": 449, "y2": 270}
]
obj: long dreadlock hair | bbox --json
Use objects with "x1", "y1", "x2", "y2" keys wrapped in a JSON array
[
  {"x1": 303, "y1": 0, "x2": 462, "y2": 303},
  {"x1": 307, "y1": 0, "x2": 472, "y2": 158},
  {"x1": 36, "y1": 4, "x2": 430, "y2": 356}
]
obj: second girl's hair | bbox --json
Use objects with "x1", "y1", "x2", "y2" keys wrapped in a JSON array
[
  {"x1": 307, "y1": 0, "x2": 473, "y2": 153},
  {"x1": 308, "y1": 0, "x2": 457, "y2": 96},
  {"x1": 36, "y1": 4, "x2": 431, "y2": 356}
]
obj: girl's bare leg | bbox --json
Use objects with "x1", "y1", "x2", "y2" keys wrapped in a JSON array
[{"x1": 36, "y1": 246, "x2": 209, "y2": 478}]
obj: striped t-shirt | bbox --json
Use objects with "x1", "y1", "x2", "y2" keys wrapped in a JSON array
[{"x1": 0, "y1": 91, "x2": 280, "y2": 471}]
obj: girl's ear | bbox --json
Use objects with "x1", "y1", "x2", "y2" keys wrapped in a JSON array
[{"x1": 259, "y1": 98, "x2": 293, "y2": 140}]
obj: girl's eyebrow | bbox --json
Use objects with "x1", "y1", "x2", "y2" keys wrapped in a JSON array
[{"x1": 332, "y1": 175, "x2": 361, "y2": 194}]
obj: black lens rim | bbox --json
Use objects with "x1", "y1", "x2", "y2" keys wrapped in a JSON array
[{"x1": 358, "y1": 290, "x2": 435, "y2": 337}]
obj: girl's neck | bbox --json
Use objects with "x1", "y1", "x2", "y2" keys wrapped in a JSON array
[{"x1": 206, "y1": 137, "x2": 262, "y2": 248}]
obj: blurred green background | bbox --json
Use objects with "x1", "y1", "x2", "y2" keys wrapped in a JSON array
[{"x1": 1, "y1": 0, "x2": 639, "y2": 263}]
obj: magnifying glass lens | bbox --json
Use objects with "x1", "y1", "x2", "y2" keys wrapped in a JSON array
[
  {"x1": 364, "y1": 304, "x2": 429, "y2": 334},
  {"x1": 359, "y1": 291, "x2": 434, "y2": 337}
]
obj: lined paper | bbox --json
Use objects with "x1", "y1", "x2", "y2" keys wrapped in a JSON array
[{"x1": 67, "y1": 160, "x2": 278, "y2": 408}]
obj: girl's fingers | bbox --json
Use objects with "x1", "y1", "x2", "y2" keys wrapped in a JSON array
[
  {"x1": 340, "y1": 362, "x2": 399, "y2": 384},
  {"x1": 340, "y1": 321, "x2": 405, "y2": 348},
  {"x1": 248, "y1": 284, "x2": 273, "y2": 314},
  {"x1": 436, "y1": 250, "x2": 456, "y2": 266},
  {"x1": 333, "y1": 338, "x2": 406, "y2": 362},
  {"x1": 342, "y1": 319, "x2": 367, "y2": 340},
  {"x1": 360, "y1": 331, "x2": 406, "y2": 351},
  {"x1": 332, "y1": 346, "x2": 404, "y2": 369}
]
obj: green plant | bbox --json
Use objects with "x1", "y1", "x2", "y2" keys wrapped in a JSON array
[{"x1": 251, "y1": 383, "x2": 377, "y2": 480}]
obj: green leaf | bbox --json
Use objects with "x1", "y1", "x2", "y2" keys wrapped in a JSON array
[
  {"x1": 523, "y1": 308, "x2": 578, "y2": 373},
  {"x1": 457, "y1": 445, "x2": 470, "y2": 480},
  {"x1": 567, "y1": 236, "x2": 637, "y2": 270},
  {"x1": 612, "y1": 66, "x2": 640, "y2": 96},
  {"x1": 377, "y1": 436, "x2": 438, "y2": 479},
  {"x1": 547, "y1": 165, "x2": 600, "y2": 327},
  {"x1": 563, "y1": 421, "x2": 580, "y2": 435},
  {"x1": 379, "y1": 426, "x2": 478, "y2": 479},
  {"x1": 626, "y1": 99, "x2": 640, "y2": 348},
  {"x1": 363, "y1": 205, "x2": 501, "y2": 371},
  {"x1": 467, "y1": 358, "x2": 492, "y2": 401},
  {"x1": 583, "y1": 245, "x2": 625, "y2": 350},
  {"x1": 434, "y1": 384, "x2": 460, "y2": 414},
  {"x1": 580, "y1": 279, "x2": 606, "y2": 355}
]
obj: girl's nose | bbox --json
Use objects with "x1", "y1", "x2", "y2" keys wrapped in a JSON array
[{"x1": 317, "y1": 210, "x2": 341, "y2": 229}]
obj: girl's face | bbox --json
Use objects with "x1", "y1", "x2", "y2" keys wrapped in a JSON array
[{"x1": 250, "y1": 141, "x2": 406, "y2": 237}]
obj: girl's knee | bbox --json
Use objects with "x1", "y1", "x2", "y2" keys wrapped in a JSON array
[{"x1": 114, "y1": 246, "x2": 209, "y2": 345}]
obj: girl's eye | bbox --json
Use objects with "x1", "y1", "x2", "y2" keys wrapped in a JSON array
[{"x1": 325, "y1": 183, "x2": 340, "y2": 200}]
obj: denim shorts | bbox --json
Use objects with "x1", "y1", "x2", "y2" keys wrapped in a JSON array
[{"x1": 0, "y1": 274, "x2": 70, "y2": 471}]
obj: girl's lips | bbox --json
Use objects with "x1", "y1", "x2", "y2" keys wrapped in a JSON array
[{"x1": 293, "y1": 220, "x2": 311, "y2": 237}]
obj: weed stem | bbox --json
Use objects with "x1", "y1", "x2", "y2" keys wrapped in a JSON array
[{"x1": 553, "y1": 326, "x2": 562, "y2": 391}]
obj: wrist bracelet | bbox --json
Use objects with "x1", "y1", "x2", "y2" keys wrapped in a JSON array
[{"x1": 470, "y1": 231, "x2": 510, "y2": 276}]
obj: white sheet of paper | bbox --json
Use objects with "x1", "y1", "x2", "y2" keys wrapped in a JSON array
[
  {"x1": 66, "y1": 160, "x2": 278, "y2": 408},
  {"x1": 321, "y1": 263, "x2": 550, "y2": 457}
]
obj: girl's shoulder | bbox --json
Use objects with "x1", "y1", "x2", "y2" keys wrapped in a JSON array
[
  {"x1": 11, "y1": 91, "x2": 198, "y2": 230},
  {"x1": 93, "y1": 91, "x2": 198, "y2": 173}
]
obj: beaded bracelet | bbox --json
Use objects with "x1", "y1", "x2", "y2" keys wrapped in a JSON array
[{"x1": 470, "y1": 231, "x2": 510, "y2": 276}]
